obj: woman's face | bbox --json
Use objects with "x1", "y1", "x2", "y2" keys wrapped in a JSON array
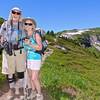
[
  {"x1": 24, "y1": 20, "x2": 35, "y2": 32},
  {"x1": 11, "y1": 10, "x2": 21, "y2": 21}
]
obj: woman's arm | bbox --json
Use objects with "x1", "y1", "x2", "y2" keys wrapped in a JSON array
[{"x1": 30, "y1": 33, "x2": 42, "y2": 51}]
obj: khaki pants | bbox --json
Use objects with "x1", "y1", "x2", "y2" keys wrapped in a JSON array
[
  {"x1": 5, "y1": 49, "x2": 26, "y2": 74},
  {"x1": 2, "y1": 51, "x2": 9, "y2": 74}
]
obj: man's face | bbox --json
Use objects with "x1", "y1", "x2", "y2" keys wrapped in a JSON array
[{"x1": 11, "y1": 10, "x2": 21, "y2": 21}]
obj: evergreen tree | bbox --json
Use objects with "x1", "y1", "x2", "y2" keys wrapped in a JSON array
[
  {"x1": 47, "y1": 30, "x2": 50, "y2": 34},
  {"x1": 0, "y1": 17, "x2": 5, "y2": 26}
]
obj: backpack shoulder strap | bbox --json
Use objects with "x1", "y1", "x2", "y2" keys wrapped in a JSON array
[
  {"x1": 33, "y1": 31, "x2": 38, "y2": 43},
  {"x1": 18, "y1": 22, "x2": 23, "y2": 39}
]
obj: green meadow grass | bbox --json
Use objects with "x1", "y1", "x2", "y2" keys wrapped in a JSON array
[
  {"x1": 40, "y1": 39, "x2": 100, "y2": 100},
  {"x1": 0, "y1": 38, "x2": 100, "y2": 100}
]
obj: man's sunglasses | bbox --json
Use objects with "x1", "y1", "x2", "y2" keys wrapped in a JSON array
[
  {"x1": 24, "y1": 23, "x2": 33, "y2": 26},
  {"x1": 12, "y1": 11, "x2": 21, "y2": 15}
]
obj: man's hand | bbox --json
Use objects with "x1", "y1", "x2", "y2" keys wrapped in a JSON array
[{"x1": 0, "y1": 36, "x2": 4, "y2": 43}]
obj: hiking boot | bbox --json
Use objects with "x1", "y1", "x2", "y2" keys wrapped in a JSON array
[
  {"x1": 19, "y1": 88, "x2": 24, "y2": 100},
  {"x1": 7, "y1": 88, "x2": 15, "y2": 100},
  {"x1": 36, "y1": 94, "x2": 43, "y2": 100},
  {"x1": 30, "y1": 90, "x2": 37, "y2": 99},
  {"x1": 15, "y1": 87, "x2": 20, "y2": 95},
  {"x1": 7, "y1": 95, "x2": 14, "y2": 100},
  {"x1": 20, "y1": 95, "x2": 24, "y2": 100}
]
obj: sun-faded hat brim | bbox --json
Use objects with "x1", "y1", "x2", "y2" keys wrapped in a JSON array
[{"x1": 22, "y1": 18, "x2": 37, "y2": 28}]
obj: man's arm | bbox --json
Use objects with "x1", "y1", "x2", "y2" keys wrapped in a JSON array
[{"x1": 0, "y1": 21, "x2": 7, "y2": 43}]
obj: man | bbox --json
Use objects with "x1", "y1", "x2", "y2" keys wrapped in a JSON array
[{"x1": 0, "y1": 7, "x2": 26, "y2": 100}]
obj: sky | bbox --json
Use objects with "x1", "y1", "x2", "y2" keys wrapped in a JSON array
[{"x1": 0, "y1": 0, "x2": 100, "y2": 32}]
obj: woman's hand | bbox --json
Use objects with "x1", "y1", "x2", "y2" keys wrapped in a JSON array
[{"x1": 24, "y1": 38, "x2": 31, "y2": 45}]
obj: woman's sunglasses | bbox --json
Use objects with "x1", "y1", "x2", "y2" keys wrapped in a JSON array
[
  {"x1": 24, "y1": 23, "x2": 33, "y2": 26},
  {"x1": 12, "y1": 11, "x2": 21, "y2": 15}
]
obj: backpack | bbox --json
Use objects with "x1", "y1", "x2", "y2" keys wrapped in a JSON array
[{"x1": 35, "y1": 28, "x2": 48, "y2": 55}]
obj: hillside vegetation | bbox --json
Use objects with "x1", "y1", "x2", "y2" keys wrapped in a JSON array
[
  {"x1": 0, "y1": 17, "x2": 100, "y2": 99},
  {"x1": 40, "y1": 34, "x2": 100, "y2": 100}
]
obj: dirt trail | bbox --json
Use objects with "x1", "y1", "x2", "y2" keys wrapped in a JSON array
[{"x1": 0, "y1": 48, "x2": 53, "y2": 100}]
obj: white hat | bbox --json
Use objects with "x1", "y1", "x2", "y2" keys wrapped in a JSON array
[
  {"x1": 11, "y1": 7, "x2": 21, "y2": 12},
  {"x1": 23, "y1": 17, "x2": 37, "y2": 28}
]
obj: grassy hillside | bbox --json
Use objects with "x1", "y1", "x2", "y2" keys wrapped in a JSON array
[
  {"x1": 40, "y1": 37, "x2": 100, "y2": 100},
  {"x1": 0, "y1": 27, "x2": 100, "y2": 99}
]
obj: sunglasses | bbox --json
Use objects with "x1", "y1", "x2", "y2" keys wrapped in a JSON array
[
  {"x1": 24, "y1": 23, "x2": 33, "y2": 26},
  {"x1": 12, "y1": 11, "x2": 21, "y2": 15}
]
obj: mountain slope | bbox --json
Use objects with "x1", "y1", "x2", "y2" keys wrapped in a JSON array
[{"x1": 40, "y1": 37, "x2": 100, "y2": 100}]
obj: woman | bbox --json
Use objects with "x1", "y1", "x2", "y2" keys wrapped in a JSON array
[
  {"x1": 0, "y1": 7, "x2": 26, "y2": 100},
  {"x1": 23, "y1": 17, "x2": 43, "y2": 100}
]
